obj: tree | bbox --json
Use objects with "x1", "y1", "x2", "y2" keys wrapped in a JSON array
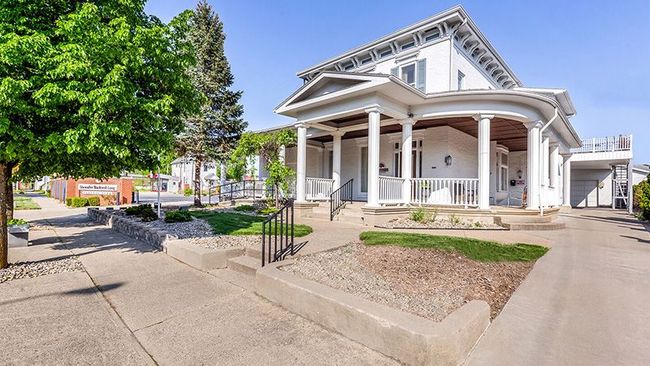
[
  {"x1": 229, "y1": 130, "x2": 296, "y2": 207},
  {"x1": 0, "y1": 0, "x2": 200, "y2": 268},
  {"x1": 634, "y1": 174, "x2": 650, "y2": 220},
  {"x1": 174, "y1": 1, "x2": 247, "y2": 206}
]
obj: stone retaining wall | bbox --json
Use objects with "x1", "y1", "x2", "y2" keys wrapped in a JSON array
[{"x1": 87, "y1": 208, "x2": 172, "y2": 250}]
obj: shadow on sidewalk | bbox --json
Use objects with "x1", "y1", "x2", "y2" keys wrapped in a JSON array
[{"x1": 0, "y1": 282, "x2": 124, "y2": 307}]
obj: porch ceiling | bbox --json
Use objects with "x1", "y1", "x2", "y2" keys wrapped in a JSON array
[{"x1": 311, "y1": 116, "x2": 528, "y2": 151}]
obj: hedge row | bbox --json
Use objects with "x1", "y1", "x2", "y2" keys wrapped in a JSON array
[{"x1": 65, "y1": 196, "x2": 101, "y2": 207}]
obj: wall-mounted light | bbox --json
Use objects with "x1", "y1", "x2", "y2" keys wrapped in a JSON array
[
  {"x1": 444, "y1": 155, "x2": 452, "y2": 166},
  {"x1": 517, "y1": 169, "x2": 523, "y2": 179}
]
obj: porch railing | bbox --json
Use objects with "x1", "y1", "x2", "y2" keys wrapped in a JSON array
[
  {"x1": 209, "y1": 179, "x2": 271, "y2": 204},
  {"x1": 411, "y1": 178, "x2": 478, "y2": 207},
  {"x1": 571, "y1": 135, "x2": 632, "y2": 154},
  {"x1": 305, "y1": 177, "x2": 334, "y2": 200},
  {"x1": 378, "y1": 176, "x2": 404, "y2": 204},
  {"x1": 330, "y1": 178, "x2": 353, "y2": 220}
]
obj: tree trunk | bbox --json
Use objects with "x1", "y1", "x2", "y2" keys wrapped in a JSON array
[
  {"x1": 6, "y1": 180, "x2": 13, "y2": 221},
  {"x1": 194, "y1": 158, "x2": 202, "y2": 207},
  {"x1": 0, "y1": 163, "x2": 9, "y2": 269}
]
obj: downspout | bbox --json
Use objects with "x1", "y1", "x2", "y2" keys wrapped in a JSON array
[
  {"x1": 538, "y1": 107, "x2": 559, "y2": 216},
  {"x1": 448, "y1": 18, "x2": 468, "y2": 90}
]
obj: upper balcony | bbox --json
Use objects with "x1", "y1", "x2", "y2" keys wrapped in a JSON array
[{"x1": 570, "y1": 135, "x2": 633, "y2": 167}]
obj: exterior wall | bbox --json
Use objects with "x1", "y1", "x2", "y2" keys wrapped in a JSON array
[
  {"x1": 170, "y1": 159, "x2": 218, "y2": 192},
  {"x1": 285, "y1": 144, "x2": 326, "y2": 179},
  {"x1": 50, "y1": 178, "x2": 133, "y2": 205},
  {"x1": 633, "y1": 169, "x2": 649, "y2": 185},
  {"x1": 452, "y1": 43, "x2": 496, "y2": 90},
  {"x1": 571, "y1": 169, "x2": 613, "y2": 207}
]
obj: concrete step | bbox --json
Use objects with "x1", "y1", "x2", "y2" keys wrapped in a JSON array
[
  {"x1": 208, "y1": 268, "x2": 255, "y2": 291},
  {"x1": 494, "y1": 215, "x2": 554, "y2": 224},
  {"x1": 245, "y1": 247, "x2": 262, "y2": 260},
  {"x1": 227, "y1": 255, "x2": 261, "y2": 276},
  {"x1": 500, "y1": 222, "x2": 566, "y2": 231}
]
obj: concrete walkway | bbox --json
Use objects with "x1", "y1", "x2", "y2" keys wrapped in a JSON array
[
  {"x1": 6, "y1": 196, "x2": 397, "y2": 365},
  {"x1": 467, "y1": 208, "x2": 650, "y2": 365}
]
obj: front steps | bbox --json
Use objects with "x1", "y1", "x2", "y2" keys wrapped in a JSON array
[
  {"x1": 225, "y1": 247, "x2": 262, "y2": 279},
  {"x1": 494, "y1": 214, "x2": 565, "y2": 231},
  {"x1": 305, "y1": 202, "x2": 366, "y2": 224}
]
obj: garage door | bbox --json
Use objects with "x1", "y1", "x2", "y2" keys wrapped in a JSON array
[{"x1": 571, "y1": 180, "x2": 598, "y2": 207}]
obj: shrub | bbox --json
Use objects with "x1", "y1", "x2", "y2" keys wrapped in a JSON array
[
  {"x1": 410, "y1": 207, "x2": 427, "y2": 222},
  {"x1": 634, "y1": 178, "x2": 650, "y2": 220},
  {"x1": 234, "y1": 204, "x2": 256, "y2": 212},
  {"x1": 473, "y1": 221, "x2": 483, "y2": 228},
  {"x1": 140, "y1": 207, "x2": 158, "y2": 222},
  {"x1": 125, "y1": 204, "x2": 150, "y2": 216},
  {"x1": 45, "y1": 191, "x2": 51, "y2": 197},
  {"x1": 18, "y1": 190, "x2": 25, "y2": 194},
  {"x1": 257, "y1": 207, "x2": 278, "y2": 215},
  {"x1": 183, "y1": 187, "x2": 193, "y2": 197},
  {"x1": 70, "y1": 197, "x2": 89, "y2": 207},
  {"x1": 87, "y1": 196, "x2": 100, "y2": 206},
  {"x1": 449, "y1": 214, "x2": 462, "y2": 225},
  {"x1": 164, "y1": 210, "x2": 192, "y2": 223},
  {"x1": 9, "y1": 218, "x2": 28, "y2": 226},
  {"x1": 66, "y1": 197, "x2": 73, "y2": 206}
]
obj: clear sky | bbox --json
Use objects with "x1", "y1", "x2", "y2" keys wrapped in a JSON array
[{"x1": 145, "y1": 0, "x2": 650, "y2": 162}]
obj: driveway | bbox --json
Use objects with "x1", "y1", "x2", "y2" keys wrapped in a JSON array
[
  {"x1": 467, "y1": 208, "x2": 650, "y2": 365},
  {"x1": 5, "y1": 196, "x2": 396, "y2": 365}
]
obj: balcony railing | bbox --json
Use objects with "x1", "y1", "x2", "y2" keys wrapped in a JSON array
[
  {"x1": 411, "y1": 178, "x2": 478, "y2": 208},
  {"x1": 378, "y1": 176, "x2": 404, "y2": 204},
  {"x1": 305, "y1": 177, "x2": 333, "y2": 200},
  {"x1": 571, "y1": 135, "x2": 632, "y2": 154}
]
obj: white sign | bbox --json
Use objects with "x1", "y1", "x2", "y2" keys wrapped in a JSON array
[{"x1": 78, "y1": 184, "x2": 118, "y2": 195}]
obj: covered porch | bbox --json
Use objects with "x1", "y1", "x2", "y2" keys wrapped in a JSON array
[{"x1": 274, "y1": 72, "x2": 581, "y2": 215}]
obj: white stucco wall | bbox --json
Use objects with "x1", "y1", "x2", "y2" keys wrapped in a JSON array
[
  {"x1": 284, "y1": 144, "x2": 326, "y2": 179},
  {"x1": 571, "y1": 169, "x2": 613, "y2": 207},
  {"x1": 452, "y1": 43, "x2": 497, "y2": 90}
]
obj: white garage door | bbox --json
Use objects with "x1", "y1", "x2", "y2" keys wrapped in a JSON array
[{"x1": 571, "y1": 180, "x2": 598, "y2": 207}]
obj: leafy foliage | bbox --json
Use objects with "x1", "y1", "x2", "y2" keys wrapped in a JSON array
[
  {"x1": 634, "y1": 175, "x2": 650, "y2": 220},
  {"x1": 8, "y1": 218, "x2": 28, "y2": 226},
  {"x1": 164, "y1": 209, "x2": 192, "y2": 223}
]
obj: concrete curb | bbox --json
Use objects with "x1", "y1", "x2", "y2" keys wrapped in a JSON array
[
  {"x1": 162, "y1": 240, "x2": 244, "y2": 270},
  {"x1": 256, "y1": 261, "x2": 491, "y2": 366}
]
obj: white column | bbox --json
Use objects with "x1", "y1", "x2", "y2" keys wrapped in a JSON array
[
  {"x1": 332, "y1": 131, "x2": 342, "y2": 191},
  {"x1": 628, "y1": 161, "x2": 633, "y2": 214},
  {"x1": 400, "y1": 118, "x2": 415, "y2": 204},
  {"x1": 549, "y1": 143, "x2": 559, "y2": 206},
  {"x1": 562, "y1": 154, "x2": 572, "y2": 206},
  {"x1": 219, "y1": 162, "x2": 227, "y2": 185},
  {"x1": 365, "y1": 107, "x2": 382, "y2": 207},
  {"x1": 279, "y1": 145, "x2": 286, "y2": 165},
  {"x1": 526, "y1": 121, "x2": 543, "y2": 209},
  {"x1": 296, "y1": 123, "x2": 307, "y2": 203},
  {"x1": 541, "y1": 135, "x2": 550, "y2": 207},
  {"x1": 474, "y1": 114, "x2": 493, "y2": 210}
]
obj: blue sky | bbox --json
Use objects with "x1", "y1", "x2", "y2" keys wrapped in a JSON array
[{"x1": 145, "y1": 0, "x2": 650, "y2": 162}]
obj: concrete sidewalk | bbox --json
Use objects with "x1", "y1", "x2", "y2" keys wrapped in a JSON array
[
  {"x1": 467, "y1": 208, "x2": 650, "y2": 365},
  {"x1": 6, "y1": 196, "x2": 396, "y2": 365}
]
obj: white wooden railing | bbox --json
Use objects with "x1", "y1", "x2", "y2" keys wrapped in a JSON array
[
  {"x1": 378, "y1": 176, "x2": 404, "y2": 204},
  {"x1": 411, "y1": 178, "x2": 478, "y2": 207},
  {"x1": 571, "y1": 135, "x2": 632, "y2": 154},
  {"x1": 305, "y1": 177, "x2": 334, "y2": 200}
]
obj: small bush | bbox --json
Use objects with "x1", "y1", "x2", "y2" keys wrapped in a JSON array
[
  {"x1": 125, "y1": 204, "x2": 150, "y2": 216},
  {"x1": 87, "y1": 196, "x2": 100, "y2": 206},
  {"x1": 234, "y1": 204, "x2": 256, "y2": 212},
  {"x1": 449, "y1": 214, "x2": 462, "y2": 225},
  {"x1": 140, "y1": 207, "x2": 158, "y2": 222},
  {"x1": 70, "y1": 197, "x2": 89, "y2": 207},
  {"x1": 45, "y1": 191, "x2": 51, "y2": 197},
  {"x1": 65, "y1": 197, "x2": 73, "y2": 206},
  {"x1": 18, "y1": 190, "x2": 25, "y2": 194},
  {"x1": 164, "y1": 210, "x2": 192, "y2": 223},
  {"x1": 473, "y1": 221, "x2": 483, "y2": 228},
  {"x1": 257, "y1": 207, "x2": 278, "y2": 215},
  {"x1": 634, "y1": 178, "x2": 650, "y2": 220},
  {"x1": 183, "y1": 188, "x2": 193, "y2": 197},
  {"x1": 9, "y1": 218, "x2": 28, "y2": 226},
  {"x1": 410, "y1": 207, "x2": 427, "y2": 222}
]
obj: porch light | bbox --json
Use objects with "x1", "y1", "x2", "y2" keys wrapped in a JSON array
[
  {"x1": 444, "y1": 155, "x2": 452, "y2": 166},
  {"x1": 517, "y1": 169, "x2": 523, "y2": 179}
]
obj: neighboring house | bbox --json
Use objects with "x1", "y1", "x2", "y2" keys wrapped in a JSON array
[
  {"x1": 260, "y1": 6, "x2": 633, "y2": 221},
  {"x1": 170, "y1": 157, "x2": 221, "y2": 193},
  {"x1": 633, "y1": 164, "x2": 650, "y2": 186}
]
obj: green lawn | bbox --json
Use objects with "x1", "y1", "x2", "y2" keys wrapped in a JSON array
[
  {"x1": 190, "y1": 211, "x2": 312, "y2": 237},
  {"x1": 14, "y1": 196, "x2": 41, "y2": 210},
  {"x1": 359, "y1": 231, "x2": 548, "y2": 262}
]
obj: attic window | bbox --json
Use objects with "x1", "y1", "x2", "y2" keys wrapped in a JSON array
[
  {"x1": 378, "y1": 48, "x2": 393, "y2": 59},
  {"x1": 342, "y1": 61, "x2": 355, "y2": 71},
  {"x1": 401, "y1": 41, "x2": 415, "y2": 51},
  {"x1": 424, "y1": 29, "x2": 440, "y2": 42},
  {"x1": 359, "y1": 55, "x2": 373, "y2": 65}
]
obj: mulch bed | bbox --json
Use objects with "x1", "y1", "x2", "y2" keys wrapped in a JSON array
[{"x1": 285, "y1": 243, "x2": 535, "y2": 321}]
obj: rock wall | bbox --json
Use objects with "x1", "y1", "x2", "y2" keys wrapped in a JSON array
[{"x1": 87, "y1": 208, "x2": 174, "y2": 250}]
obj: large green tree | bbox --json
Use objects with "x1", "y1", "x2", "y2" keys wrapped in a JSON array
[
  {"x1": 0, "y1": 0, "x2": 199, "y2": 268},
  {"x1": 174, "y1": 1, "x2": 246, "y2": 206}
]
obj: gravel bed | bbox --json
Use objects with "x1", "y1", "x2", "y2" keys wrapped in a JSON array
[
  {"x1": 185, "y1": 235, "x2": 261, "y2": 250},
  {"x1": 285, "y1": 243, "x2": 534, "y2": 321},
  {"x1": 145, "y1": 217, "x2": 214, "y2": 239},
  {"x1": 381, "y1": 217, "x2": 505, "y2": 230},
  {"x1": 0, "y1": 257, "x2": 84, "y2": 284}
]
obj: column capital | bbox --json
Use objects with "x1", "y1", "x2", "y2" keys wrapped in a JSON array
[
  {"x1": 331, "y1": 130, "x2": 345, "y2": 138},
  {"x1": 472, "y1": 113, "x2": 495, "y2": 122},
  {"x1": 295, "y1": 122, "x2": 307, "y2": 129},
  {"x1": 560, "y1": 152, "x2": 573, "y2": 159},
  {"x1": 364, "y1": 106, "x2": 384, "y2": 114},
  {"x1": 398, "y1": 118, "x2": 417, "y2": 126},
  {"x1": 524, "y1": 120, "x2": 544, "y2": 130}
]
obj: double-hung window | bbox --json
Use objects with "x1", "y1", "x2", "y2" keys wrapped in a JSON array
[{"x1": 400, "y1": 63, "x2": 416, "y2": 87}]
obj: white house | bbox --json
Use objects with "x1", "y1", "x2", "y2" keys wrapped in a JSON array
[
  {"x1": 262, "y1": 6, "x2": 633, "y2": 223},
  {"x1": 170, "y1": 157, "x2": 221, "y2": 193}
]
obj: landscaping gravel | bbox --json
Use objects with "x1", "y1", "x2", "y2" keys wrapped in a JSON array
[
  {"x1": 186, "y1": 235, "x2": 261, "y2": 249},
  {"x1": 0, "y1": 257, "x2": 84, "y2": 284},
  {"x1": 285, "y1": 243, "x2": 534, "y2": 321},
  {"x1": 145, "y1": 217, "x2": 213, "y2": 239},
  {"x1": 381, "y1": 216, "x2": 506, "y2": 230}
]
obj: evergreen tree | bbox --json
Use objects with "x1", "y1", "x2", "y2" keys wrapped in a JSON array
[{"x1": 175, "y1": 0, "x2": 247, "y2": 206}]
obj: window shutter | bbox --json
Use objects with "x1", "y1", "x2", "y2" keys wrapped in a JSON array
[
  {"x1": 390, "y1": 67, "x2": 398, "y2": 77},
  {"x1": 416, "y1": 59, "x2": 426, "y2": 92}
]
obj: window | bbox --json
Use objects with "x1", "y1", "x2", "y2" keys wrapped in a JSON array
[
  {"x1": 393, "y1": 140, "x2": 423, "y2": 178},
  {"x1": 379, "y1": 48, "x2": 392, "y2": 59},
  {"x1": 360, "y1": 55, "x2": 372, "y2": 65},
  {"x1": 424, "y1": 29, "x2": 440, "y2": 42},
  {"x1": 342, "y1": 61, "x2": 355, "y2": 71},
  {"x1": 401, "y1": 41, "x2": 415, "y2": 51},
  {"x1": 401, "y1": 63, "x2": 416, "y2": 86},
  {"x1": 496, "y1": 150, "x2": 509, "y2": 192},
  {"x1": 457, "y1": 71, "x2": 465, "y2": 91}
]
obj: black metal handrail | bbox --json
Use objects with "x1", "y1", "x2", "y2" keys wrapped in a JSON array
[
  {"x1": 329, "y1": 178, "x2": 353, "y2": 221},
  {"x1": 208, "y1": 179, "x2": 273, "y2": 204},
  {"x1": 261, "y1": 199, "x2": 307, "y2": 266}
]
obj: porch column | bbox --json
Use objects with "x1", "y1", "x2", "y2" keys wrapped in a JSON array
[
  {"x1": 561, "y1": 154, "x2": 572, "y2": 207},
  {"x1": 296, "y1": 123, "x2": 307, "y2": 203},
  {"x1": 219, "y1": 162, "x2": 227, "y2": 185},
  {"x1": 365, "y1": 107, "x2": 382, "y2": 207},
  {"x1": 541, "y1": 135, "x2": 550, "y2": 207},
  {"x1": 474, "y1": 114, "x2": 493, "y2": 210},
  {"x1": 549, "y1": 143, "x2": 559, "y2": 206},
  {"x1": 628, "y1": 161, "x2": 633, "y2": 214},
  {"x1": 279, "y1": 145, "x2": 286, "y2": 165},
  {"x1": 332, "y1": 131, "x2": 342, "y2": 191},
  {"x1": 525, "y1": 121, "x2": 543, "y2": 209},
  {"x1": 400, "y1": 118, "x2": 415, "y2": 204}
]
